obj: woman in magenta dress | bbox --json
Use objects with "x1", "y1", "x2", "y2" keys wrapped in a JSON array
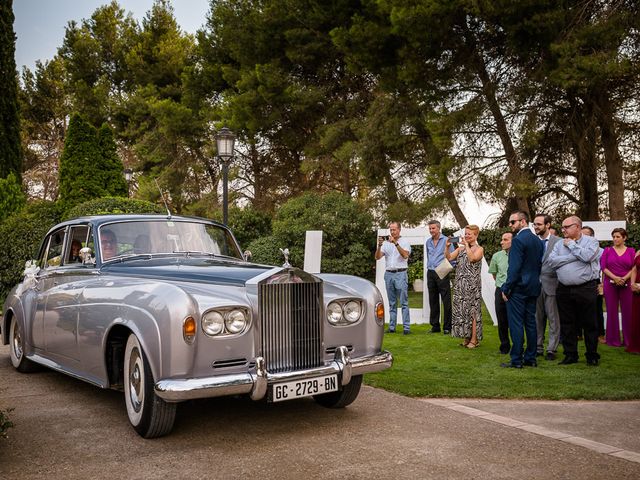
[
  {"x1": 627, "y1": 251, "x2": 640, "y2": 354},
  {"x1": 601, "y1": 228, "x2": 635, "y2": 347}
]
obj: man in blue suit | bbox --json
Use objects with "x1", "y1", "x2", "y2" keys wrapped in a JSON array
[{"x1": 500, "y1": 211, "x2": 543, "y2": 368}]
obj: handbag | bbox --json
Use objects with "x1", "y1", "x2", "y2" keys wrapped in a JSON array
[{"x1": 435, "y1": 258, "x2": 454, "y2": 279}]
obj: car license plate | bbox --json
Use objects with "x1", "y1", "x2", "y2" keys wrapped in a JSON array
[{"x1": 272, "y1": 374, "x2": 338, "y2": 402}]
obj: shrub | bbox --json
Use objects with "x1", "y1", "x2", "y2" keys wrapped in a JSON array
[
  {"x1": 0, "y1": 408, "x2": 13, "y2": 439},
  {"x1": 0, "y1": 201, "x2": 63, "y2": 302},
  {"x1": 227, "y1": 206, "x2": 273, "y2": 250},
  {"x1": 408, "y1": 260, "x2": 424, "y2": 284},
  {"x1": 64, "y1": 196, "x2": 164, "y2": 220},
  {"x1": 246, "y1": 235, "x2": 287, "y2": 266},
  {"x1": 264, "y1": 192, "x2": 375, "y2": 279}
]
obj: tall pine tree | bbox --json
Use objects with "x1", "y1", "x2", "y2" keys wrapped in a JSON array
[{"x1": 0, "y1": 0, "x2": 22, "y2": 179}]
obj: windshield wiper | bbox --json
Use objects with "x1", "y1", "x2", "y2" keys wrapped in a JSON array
[{"x1": 173, "y1": 250, "x2": 217, "y2": 258}]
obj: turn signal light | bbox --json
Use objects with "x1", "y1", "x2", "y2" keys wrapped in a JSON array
[
  {"x1": 183, "y1": 316, "x2": 196, "y2": 344},
  {"x1": 375, "y1": 302, "x2": 385, "y2": 326}
]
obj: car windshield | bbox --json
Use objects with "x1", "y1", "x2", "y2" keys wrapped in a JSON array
[{"x1": 98, "y1": 220, "x2": 241, "y2": 261}]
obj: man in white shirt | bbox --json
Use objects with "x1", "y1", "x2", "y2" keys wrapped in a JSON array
[{"x1": 375, "y1": 221, "x2": 412, "y2": 334}]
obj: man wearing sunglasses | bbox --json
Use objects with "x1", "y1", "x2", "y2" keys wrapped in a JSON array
[
  {"x1": 547, "y1": 216, "x2": 602, "y2": 365},
  {"x1": 500, "y1": 210, "x2": 543, "y2": 368}
]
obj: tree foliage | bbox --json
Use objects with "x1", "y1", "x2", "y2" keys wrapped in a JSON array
[
  {"x1": 16, "y1": 0, "x2": 640, "y2": 234},
  {"x1": 0, "y1": 0, "x2": 22, "y2": 178},
  {"x1": 0, "y1": 172, "x2": 26, "y2": 222},
  {"x1": 57, "y1": 114, "x2": 127, "y2": 211}
]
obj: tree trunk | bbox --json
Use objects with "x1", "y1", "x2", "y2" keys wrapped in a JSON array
[
  {"x1": 568, "y1": 95, "x2": 599, "y2": 220},
  {"x1": 465, "y1": 28, "x2": 532, "y2": 217},
  {"x1": 444, "y1": 184, "x2": 469, "y2": 227},
  {"x1": 594, "y1": 87, "x2": 625, "y2": 219}
]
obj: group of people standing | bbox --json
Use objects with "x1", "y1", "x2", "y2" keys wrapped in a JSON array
[{"x1": 376, "y1": 213, "x2": 640, "y2": 367}]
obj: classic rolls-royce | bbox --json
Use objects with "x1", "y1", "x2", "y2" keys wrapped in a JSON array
[{"x1": 2, "y1": 215, "x2": 392, "y2": 437}]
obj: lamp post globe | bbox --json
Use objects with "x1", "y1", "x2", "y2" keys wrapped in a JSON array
[
  {"x1": 215, "y1": 128, "x2": 236, "y2": 225},
  {"x1": 123, "y1": 168, "x2": 133, "y2": 197}
]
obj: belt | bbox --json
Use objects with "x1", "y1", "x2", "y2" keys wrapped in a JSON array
[
  {"x1": 386, "y1": 268, "x2": 407, "y2": 273},
  {"x1": 559, "y1": 279, "x2": 597, "y2": 288}
]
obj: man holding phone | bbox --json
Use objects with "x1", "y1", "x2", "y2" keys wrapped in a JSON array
[
  {"x1": 425, "y1": 220, "x2": 455, "y2": 334},
  {"x1": 375, "y1": 221, "x2": 412, "y2": 334}
]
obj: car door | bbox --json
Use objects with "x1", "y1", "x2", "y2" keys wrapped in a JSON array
[
  {"x1": 30, "y1": 228, "x2": 65, "y2": 350},
  {"x1": 43, "y1": 225, "x2": 93, "y2": 363}
]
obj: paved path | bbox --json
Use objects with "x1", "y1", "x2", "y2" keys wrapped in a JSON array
[{"x1": 1, "y1": 344, "x2": 639, "y2": 479}]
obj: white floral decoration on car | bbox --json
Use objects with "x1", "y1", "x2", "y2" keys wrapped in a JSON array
[{"x1": 15, "y1": 260, "x2": 40, "y2": 296}]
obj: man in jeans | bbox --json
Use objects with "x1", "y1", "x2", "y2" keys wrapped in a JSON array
[
  {"x1": 375, "y1": 221, "x2": 412, "y2": 334},
  {"x1": 425, "y1": 220, "x2": 454, "y2": 334}
]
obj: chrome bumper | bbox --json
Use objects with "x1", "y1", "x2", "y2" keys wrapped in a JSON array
[{"x1": 154, "y1": 348, "x2": 393, "y2": 402}]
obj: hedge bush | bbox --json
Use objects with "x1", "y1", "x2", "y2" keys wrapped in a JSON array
[
  {"x1": 64, "y1": 196, "x2": 164, "y2": 220},
  {"x1": 0, "y1": 201, "x2": 63, "y2": 302},
  {"x1": 247, "y1": 192, "x2": 375, "y2": 279}
]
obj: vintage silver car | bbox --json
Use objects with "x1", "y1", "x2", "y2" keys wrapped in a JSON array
[{"x1": 2, "y1": 214, "x2": 392, "y2": 437}]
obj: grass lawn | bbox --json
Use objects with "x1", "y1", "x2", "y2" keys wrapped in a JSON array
[{"x1": 364, "y1": 305, "x2": 640, "y2": 400}]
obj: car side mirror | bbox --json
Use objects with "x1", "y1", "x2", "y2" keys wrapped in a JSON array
[
  {"x1": 80, "y1": 247, "x2": 95, "y2": 265},
  {"x1": 243, "y1": 250, "x2": 252, "y2": 262}
]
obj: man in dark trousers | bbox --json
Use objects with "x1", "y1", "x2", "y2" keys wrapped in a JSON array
[
  {"x1": 425, "y1": 220, "x2": 454, "y2": 334},
  {"x1": 500, "y1": 211, "x2": 543, "y2": 368}
]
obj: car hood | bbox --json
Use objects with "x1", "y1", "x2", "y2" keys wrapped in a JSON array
[{"x1": 102, "y1": 257, "x2": 274, "y2": 287}]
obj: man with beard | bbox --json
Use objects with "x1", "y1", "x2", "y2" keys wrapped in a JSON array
[
  {"x1": 500, "y1": 211, "x2": 543, "y2": 368},
  {"x1": 533, "y1": 214, "x2": 561, "y2": 361}
]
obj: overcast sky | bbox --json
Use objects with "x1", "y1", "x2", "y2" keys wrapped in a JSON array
[{"x1": 13, "y1": 0, "x2": 210, "y2": 71}]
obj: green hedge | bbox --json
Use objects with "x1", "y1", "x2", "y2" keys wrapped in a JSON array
[
  {"x1": 247, "y1": 192, "x2": 375, "y2": 279},
  {"x1": 0, "y1": 201, "x2": 63, "y2": 302},
  {"x1": 0, "y1": 197, "x2": 163, "y2": 304},
  {"x1": 64, "y1": 196, "x2": 163, "y2": 219}
]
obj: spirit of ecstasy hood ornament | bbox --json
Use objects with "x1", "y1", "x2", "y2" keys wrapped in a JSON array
[{"x1": 279, "y1": 248, "x2": 291, "y2": 268}]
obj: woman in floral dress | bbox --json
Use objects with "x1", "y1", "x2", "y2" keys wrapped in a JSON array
[{"x1": 446, "y1": 225, "x2": 485, "y2": 348}]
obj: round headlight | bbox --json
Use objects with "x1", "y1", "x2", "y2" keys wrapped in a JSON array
[
  {"x1": 225, "y1": 309, "x2": 247, "y2": 334},
  {"x1": 327, "y1": 302, "x2": 343, "y2": 325},
  {"x1": 202, "y1": 311, "x2": 224, "y2": 336},
  {"x1": 344, "y1": 301, "x2": 362, "y2": 323}
]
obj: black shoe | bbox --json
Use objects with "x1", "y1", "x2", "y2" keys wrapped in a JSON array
[
  {"x1": 558, "y1": 357, "x2": 578, "y2": 365},
  {"x1": 523, "y1": 360, "x2": 538, "y2": 367},
  {"x1": 587, "y1": 358, "x2": 599, "y2": 366},
  {"x1": 403, "y1": 330, "x2": 411, "y2": 335},
  {"x1": 428, "y1": 329, "x2": 441, "y2": 334},
  {"x1": 500, "y1": 350, "x2": 510, "y2": 355},
  {"x1": 500, "y1": 362, "x2": 523, "y2": 369},
  {"x1": 386, "y1": 329, "x2": 396, "y2": 334},
  {"x1": 536, "y1": 352, "x2": 543, "y2": 357},
  {"x1": 545, "y1": 352, "x2": 556, "y2": 361},
  {"x1": 443, "y1": 330, "x2": 450, "y2": 335}
]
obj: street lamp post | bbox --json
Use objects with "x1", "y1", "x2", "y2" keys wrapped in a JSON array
[
  {"x1": 215, "y1": 127, "x2": 236, "y2": 225},
  {"x1": 123, "y1": 168, "x2": 133, "y2": 197}
]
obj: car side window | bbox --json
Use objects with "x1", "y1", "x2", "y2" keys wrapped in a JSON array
[
  {"x1": 44, "y1": 229, "x2": 65, "y2": 268},
  {"x1": 63, "y1": 225, "x2": 90, "y2": 265}
]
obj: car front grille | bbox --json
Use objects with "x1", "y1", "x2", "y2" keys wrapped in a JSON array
[{"x1": 259, "y1": 281, "x2": 323, "y2": 373}]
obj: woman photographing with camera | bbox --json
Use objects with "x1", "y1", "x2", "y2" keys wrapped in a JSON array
[{"x1": 446, "y1": 225, "x2": 485, "y2": 348}]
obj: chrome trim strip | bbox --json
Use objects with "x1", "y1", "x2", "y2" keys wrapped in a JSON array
[{"x1": 154, "y1": 350, "x2": 393, "y2": 402}]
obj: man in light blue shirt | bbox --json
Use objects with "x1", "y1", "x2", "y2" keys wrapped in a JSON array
[
  {"x1": 425, "y1": 220, "x2": 455, "y2": 334},
  {"x1": 375, "y1": 221, "x2": 412, "y2": 334},
  {"x1": 547, "y1": 216, "x2": 602, "y2": 366}
]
